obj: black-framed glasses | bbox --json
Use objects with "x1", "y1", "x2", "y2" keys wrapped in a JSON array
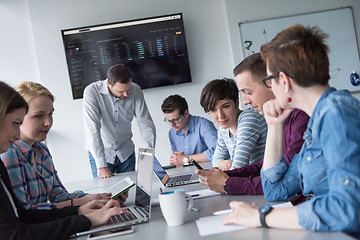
[
  {"x1": 164, "y1": 114, "x2": 183, "y2": 124},
  {"x1": 262, "y1": 75, "x2": 277, "y2": 88},
  {"x1": 262, "y1": 72, "x2": 295, "y2": 88}
]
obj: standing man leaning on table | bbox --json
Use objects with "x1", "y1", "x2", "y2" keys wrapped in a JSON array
[
  {"x1": 196, "y1": 53, "x2": 309, "y2": 205},
  {"x1": 161, "y1": 94, "x2": 217, "y2": 166},
  {"x1": 83, "y1": 63, "x2": 156, "y2": 178}
]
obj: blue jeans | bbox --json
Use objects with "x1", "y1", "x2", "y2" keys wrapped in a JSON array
[{"x1": 88, "y1": 152, "x2": 136, "y2": 178}]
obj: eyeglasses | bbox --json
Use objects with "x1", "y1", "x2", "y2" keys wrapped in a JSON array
[
  {"x1": 164, "y1": 115, "x2": 182, "y2": 124},
  {"x1": 262, "y1": 75, "x2": 277, "y2": 88},
  {"x1": 261, "y1": 72, "x2": 295, "y2": 88}
]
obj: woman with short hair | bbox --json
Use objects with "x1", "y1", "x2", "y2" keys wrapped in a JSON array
[{"x1": 200, "y1": 78, "x2": 267, "y2": 171}]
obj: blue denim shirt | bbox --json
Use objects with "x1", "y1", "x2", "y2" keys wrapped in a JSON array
[
  {"x1": 169, "y1": 114, "x2": 218, "y2": 161},
  {"x1": 261, "y1": 88, "x2": 360, "y2": 232}
]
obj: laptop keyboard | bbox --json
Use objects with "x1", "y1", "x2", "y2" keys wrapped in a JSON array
[
  {"x1": 168, "y1": 174, "x2": 192, "y2": 183},
  {"x1": 109, "y1": 208, "x2": 138, "y2": 224}
]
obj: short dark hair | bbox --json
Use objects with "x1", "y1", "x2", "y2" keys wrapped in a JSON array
[
  {"x1": 200, "y1": 78, "x2": 238, "y2": 113},
  {"x1": 107, "y1": 63, "x2": 131, "y2": 85},
  {"x1": 233, "y1": 53, "x2": 266, "y2": 83},
  {"x1": 161, "y1": 94, "x2": 188, "y2": 115},
  {"x1": 260, "y1": 24, "x2": 330, "y2": 87},
  {"x1": 0, "y1": 81, "x2": 28, "y2": 124}
]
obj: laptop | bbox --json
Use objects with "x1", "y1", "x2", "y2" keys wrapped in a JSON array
[
  {"x1": 153, "y1": 156, "x2": 199, "y2": 187},
  {"x1": 74, "y1": 148, "x2": 154, "y2": 237}
]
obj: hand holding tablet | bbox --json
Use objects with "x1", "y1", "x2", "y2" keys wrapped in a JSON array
[{"x1": 104, "y1": 177, "x2": 136, "y2": 199}]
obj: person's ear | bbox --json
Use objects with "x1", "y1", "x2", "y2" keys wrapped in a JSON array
[
  {"x1": 184, "y1": 109, "x2": 190, "y2": 118},
  {"x1": 279, "y1": 72, "x2": 291, "y2": 90}
]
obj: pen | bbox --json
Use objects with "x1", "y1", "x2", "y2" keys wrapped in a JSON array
[
  {"x1": 191, "y1": 193, "x2": 200, "y2": 197},
  {"x1": 213, "y1": 209, "x2": 233, "y2": 215}
]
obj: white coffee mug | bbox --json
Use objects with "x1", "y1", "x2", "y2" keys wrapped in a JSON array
[{"x1": 158, "y1": 189, "x2": 194, "y2": 226}]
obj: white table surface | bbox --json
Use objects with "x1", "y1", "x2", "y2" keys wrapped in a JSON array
[{"x1": 65, "y1": 162, "x2": 356, "y2": 240}]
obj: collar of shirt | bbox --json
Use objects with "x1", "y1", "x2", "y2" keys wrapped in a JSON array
[
  {"x1": 99, "y1": 79, "x2": 135, "y2": 103},
  {"x1": 13, "y1": 140, "x2": 33, "y2": 159},
  {"x1": 307, "y1": 87, "x2": 336, "y2": 130},
  {"x1": 13, "y1": 140, "x2": 47, "y2": 170},
  {"x1": 175, "y1": 114, "x2": 194, "y2": 136},
  {"x1": 99, "y1": 79, "x2": 110, "y2": 95},
  {"x1": 100, "y1": 79, "x2": 118, "y2": 104}
]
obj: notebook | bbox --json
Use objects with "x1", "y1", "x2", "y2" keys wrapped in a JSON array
[
  {"x1": 74, "y1": 148, "x2": 154, "y2": 237},
  {"x1": 153, "y1": 156, "x2": 199, "y2": 187}
]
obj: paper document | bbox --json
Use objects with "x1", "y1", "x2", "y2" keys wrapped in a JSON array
[
  {"x1": 196, "y1": 215, "x2": 248, "y2": 236},
  {"x1": 187, "y1": 188, "x2": 221, "y2": 199},
  {"x1": 152, "y1": 188, "x2": 220, "y2": 205},
  {"x1": 196, "y1": 201, "x2": 293, "y2": 236}
]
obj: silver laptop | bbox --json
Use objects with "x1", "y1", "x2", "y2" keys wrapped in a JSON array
[
  {"x1": 74, "y1": 148, "x2": 154, "y2": 237},
  {"x1": 153, "y1": 156, "x2": 199, "y2": 187}
]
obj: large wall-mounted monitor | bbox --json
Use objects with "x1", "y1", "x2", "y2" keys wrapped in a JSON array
[{"x1": 61, "y1": 13, "x2": 192, "y2": 99}]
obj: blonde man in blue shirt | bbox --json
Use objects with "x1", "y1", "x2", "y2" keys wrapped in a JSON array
[
  {"x1": 161, "y1": 94, "x2": 217, "y2": 166},
  {"x1": 83, "y1": 63, "x2": 156, "y2": 178}
]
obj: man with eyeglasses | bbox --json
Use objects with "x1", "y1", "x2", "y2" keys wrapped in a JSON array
[
  {"x1": 161, "y1": 94, "x2": 217, "y2": 166},
  {"x1": 83, "y1": 63, "x2": 156, "y2": 178}
]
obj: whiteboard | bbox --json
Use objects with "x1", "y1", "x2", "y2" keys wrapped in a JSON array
[{"x1": 239, "y1": 7, "x2": 360, "y2": 92}]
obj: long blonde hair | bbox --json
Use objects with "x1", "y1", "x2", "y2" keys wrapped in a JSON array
[{"x1": 15, "y1": 81, "x2": 54, "y2": 103}]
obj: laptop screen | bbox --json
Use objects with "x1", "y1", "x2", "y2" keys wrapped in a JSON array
[
  {"x1": 153, "y1": 157, "x2": 170, "y2": 184},
  {"x1": 135, "y1": 148, "x2": 154, "y2": 210}
]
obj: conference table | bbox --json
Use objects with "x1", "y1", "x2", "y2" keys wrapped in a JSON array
[{"x1": 66, "y1": 162, "x2": 355, "y2": 240}]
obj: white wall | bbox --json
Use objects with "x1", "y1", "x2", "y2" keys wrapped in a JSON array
[
  {"x1": 2, "y1": 0, "x2": 234, "y2": 183},
  {"x1": 1, "y1": 0, "x2": 360, "y2": 184},
  {"x1": 223, "y1": 0, "x2": 360, "y2": 100},
  {"x1": 0, "y1": 0, "x2": 39, "y2": 84}
]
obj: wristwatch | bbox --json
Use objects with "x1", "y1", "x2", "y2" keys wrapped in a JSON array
[
  {"x1": 259, "y1": 205, "x2": 273, "y2": 228},
  {"x1": 223, "y1": 181, "x2": 228, "y2": 194},
  {"x1": 183, "y1": 156, "x2": 190, "y2": 165}
]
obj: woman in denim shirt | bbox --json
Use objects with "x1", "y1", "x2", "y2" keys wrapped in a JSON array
[{"x1": 222, "y1": 24, "x2": 360, "y2": 235}]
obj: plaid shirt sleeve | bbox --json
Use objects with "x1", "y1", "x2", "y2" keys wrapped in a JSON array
[
  {"x1": 48, "y1": 169, "x2": 86, "y2": 204},
  {"x1": 35, "y1": 143, "x2": 86, "y2": 208},
  {"x1": 1, "y1": 142, "x2": 86, "y2": 210}
]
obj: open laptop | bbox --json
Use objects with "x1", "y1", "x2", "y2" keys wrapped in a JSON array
[
  {"x1": 153, "y1": 156, "x2": 199, "y2": 187},
  {"x1": 74, "y1": 148, "x2": 154, "y2": 237}
]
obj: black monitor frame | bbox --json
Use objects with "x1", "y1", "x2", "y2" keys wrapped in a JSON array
[{"x1": 61, "y1": 13, "x2": 192, "y2": 99}]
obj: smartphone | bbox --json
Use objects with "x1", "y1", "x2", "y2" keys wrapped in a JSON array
[
  {"x1": 88, "y1": 226, "x2": 134, "y2": 239},
  {"x1": 191, "y1": 159, "x2": 203, "y2": 170}
]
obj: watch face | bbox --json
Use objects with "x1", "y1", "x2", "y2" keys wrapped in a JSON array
[{"x1": 259, "y1": 205, "x2": 271, "y2": 213}]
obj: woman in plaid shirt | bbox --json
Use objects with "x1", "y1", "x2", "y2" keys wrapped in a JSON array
[
  {"x1": 0, "y1": 80, "x2": 126, "y2": 240},
  {"x1": 0, "y1": 81, "x2": 117, "y2": 209}
]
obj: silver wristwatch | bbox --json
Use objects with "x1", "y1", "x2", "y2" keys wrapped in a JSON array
[{"x1": 183, "y1": 156, "x2": 190, "y2": 165}]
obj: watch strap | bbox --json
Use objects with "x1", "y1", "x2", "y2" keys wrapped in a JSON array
[
  {"x1": 223, "y1": 181, "x2": 228, "y2": 194},
  {"x1": 260, "y1": 206, "x2": 273, "y2": 228}
]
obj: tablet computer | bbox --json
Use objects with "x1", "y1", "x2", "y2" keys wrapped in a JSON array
[{"x1": 104, "y1": 177, "x2": 135, "y2": 199}]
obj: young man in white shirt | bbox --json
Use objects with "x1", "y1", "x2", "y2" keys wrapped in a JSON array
[{"x1": 83, "y1": 63, "x2": 156, "y2": 178}]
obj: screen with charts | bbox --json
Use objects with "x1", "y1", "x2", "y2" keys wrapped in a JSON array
[{"x1": 61, "y1": 13, "x2": 192, "y2": 99}]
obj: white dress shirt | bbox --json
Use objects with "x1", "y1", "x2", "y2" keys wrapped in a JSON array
[{"x1": 83, "y1": 80, "x2": 156, "y2": 168}]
